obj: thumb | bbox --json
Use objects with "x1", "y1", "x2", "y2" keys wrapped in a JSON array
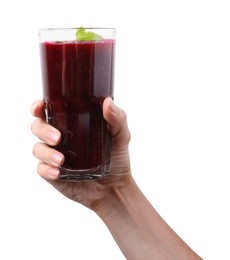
[{"x1": 103, "y1": 97, "x2": 131, "y2": 147}]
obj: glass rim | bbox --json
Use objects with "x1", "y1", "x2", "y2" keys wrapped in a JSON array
[{"x1": 38, "y1": 27, "x2": 116, "y2": 32}]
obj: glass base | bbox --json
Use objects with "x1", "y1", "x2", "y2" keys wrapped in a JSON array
[{"x1": 58, "y1": 165, "x2": 110, "y2": 181}]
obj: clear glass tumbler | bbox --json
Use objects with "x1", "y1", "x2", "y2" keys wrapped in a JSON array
[{"x1": 38, "y1": 28, "x2": 116, "y2": 181}]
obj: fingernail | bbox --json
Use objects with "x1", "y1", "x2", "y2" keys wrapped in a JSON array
[
  {"x1": 50, "y1": 153, "x2": 63, "y2": 166},
  {"x1": 47, "y1": 130, "x2": 60, "y2": 144},
  {"x1": 48, "y1": 167, "x2": 60, "y2": 179}
]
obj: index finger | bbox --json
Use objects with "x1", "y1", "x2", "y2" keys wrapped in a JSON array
[{"x1": 30, "y1": 99, "x2": 45, "y2": 118}]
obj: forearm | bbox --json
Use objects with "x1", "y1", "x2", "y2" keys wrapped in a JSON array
[{"x1": 96, "y1": 177, "x2": 202, "y2": 260}]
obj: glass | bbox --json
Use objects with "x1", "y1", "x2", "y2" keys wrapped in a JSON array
[{"x1": 38, "y1": 28, "x2": 116, "y2": 181}]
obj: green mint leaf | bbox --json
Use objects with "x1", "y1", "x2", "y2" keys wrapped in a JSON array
[{"x1": 75, "y1": 27, "x2": 103, "y2": 41}]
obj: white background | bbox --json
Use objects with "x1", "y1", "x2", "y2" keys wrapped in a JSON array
[{"x1": 1, "y1": 0, "x2": 230, "y2": 259}]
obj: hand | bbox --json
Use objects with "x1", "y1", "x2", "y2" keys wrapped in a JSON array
[{"x1": 31, "y1": 97, "x2": 132, "y2": 210}]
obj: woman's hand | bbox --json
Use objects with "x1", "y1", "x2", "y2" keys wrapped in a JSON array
[
  {"x1": 31, "y1": 97, "x2": 132, "y2": 210},
  {"x1": 31, "y1": 98, "x2": 202, "y2": 260}
]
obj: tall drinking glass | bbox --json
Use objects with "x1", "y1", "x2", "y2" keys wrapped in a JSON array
[{"x1": 38, "y1": 28, "x2": 116, "y2": 181}]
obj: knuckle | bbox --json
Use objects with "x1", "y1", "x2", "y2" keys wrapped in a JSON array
[
  {"x1": 31, "y1": 118, "x2": 42, "y2": 135},
  {"x1": 32, "y1": 144, "x2": 36, "y2": 156},
  {"x1": 37, "y1": 162, "x2": 46, "y2": 179},
  {"x1": 32, "y1": 142, "x2": 45, "y2": 161},
  {"x1": 37, "y1": 163, "x2": 42, "y2": 174},
  {"x1": 30, "y1": 119, "x2": 37, "y2": 135}
]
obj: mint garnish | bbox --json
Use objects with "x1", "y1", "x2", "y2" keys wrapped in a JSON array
[{"x1": 75, "y1": 27, "x2": 103, "y2": 41}]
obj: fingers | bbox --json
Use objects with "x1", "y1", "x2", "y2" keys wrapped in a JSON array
[
  {"x1": 31, "y1": 118, "x2": 61, "y2": 146},
  {"x1": 33, "y1": 142, "x2": 64, "y2": 167},
  {"x1": 31, "y1": 100, "x2": 61, "y2": 146},
  {"x1": 103, "y1": 97, "x2": 131, "y2": 147},
  {"x1": 31, "y1": 98, "x2": 130, "y2": 181},
  {"x1": 31, "y1": 99, "x2": 64, "y2": 181},
  {"x1": 30, "y1": 100, "x2": 46, "y2": 118},
  {"x1": 33, "y1": 143, "x2": 64, "y2": 180},
  {"x1": 37, "y1": 161, "x2": 60, "y2": 180}
]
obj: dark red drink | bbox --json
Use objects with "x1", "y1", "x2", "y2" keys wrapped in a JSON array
[{"x1": 39, "y1": 34, "x2": 115, "y2": 181}]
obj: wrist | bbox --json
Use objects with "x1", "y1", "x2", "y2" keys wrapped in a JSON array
[
  {"x1": 95, "y1": 177, "x2": 202, "y2": 260},
  {"x1": 94, "y1": 175, "x2": 159, "y2": 259},
  {"x1": 94, "y1": 175, "x2": 136, "y2": 220}
]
